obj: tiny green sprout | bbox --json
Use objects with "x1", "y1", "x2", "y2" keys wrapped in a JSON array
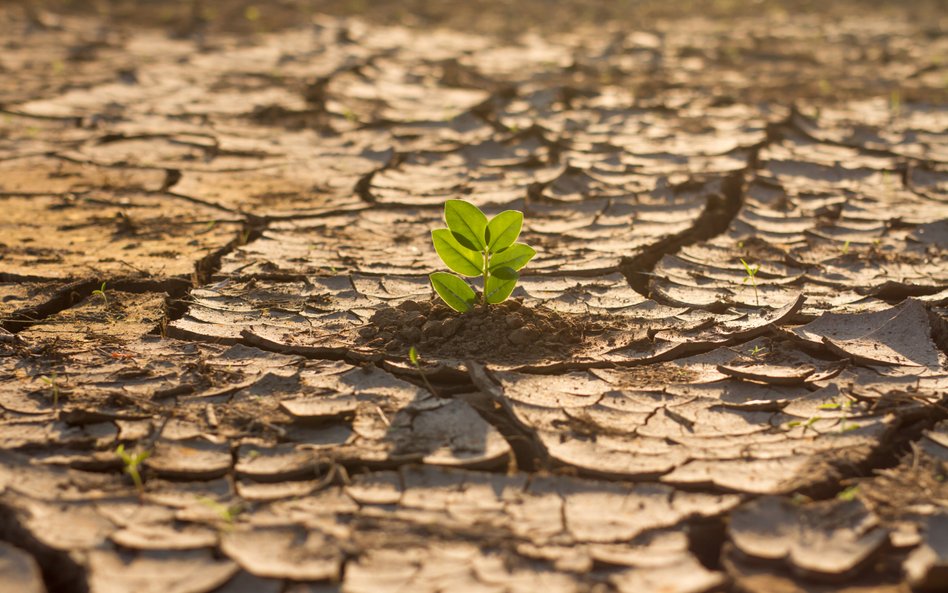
[
  {"x1": 197, "y1": 496, "x2": 243, "y2": 525},
  {"x1": 840, "y1": 240, "x2": 851, "y2": 256},
  {"x1": 39, "y1": 373, "x2": 61, "y2": 407},
  {"x1": 818, "y1": 402, "x2": 841, "y2": 410},
  {"x1": 889, "y1": 89, "x2": 901, "y2": 117},
  {"x1": 115, "y1": 444, "x2": 151, "y2": 494},
  {"x1": 749, "y1": 345, "x2": 764, "y2": 357},
  {"x1": 244, "y1": 5, "x2": 261, "y2": 21},
  {"x1": 841, "y1": 423, "x2": 860, "y2": 433},
  {"x1": 791, "y1": 493, "x2": 812, "y2": 506},
  {"x1": 739, "y1": 258, "x2": 760, "y2": 306},
  {"x1": 408, "y1": 346, "x2": 437, "y2": 396},
  {"x1": 430, "y1": 200, "x2": 536, "y2": 313},
  {"x1": 836, "y1": 485, "x2": 860, "y2": 501},
  {"x1": 787, "y1": 416, "x2": 822, "y2": 432},
  {"x1": 92, "y1": 282, "x2": 108, "y2": 308}
]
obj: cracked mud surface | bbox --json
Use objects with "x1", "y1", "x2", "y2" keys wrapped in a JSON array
[{"x1": 1, "y1": 1, "x2": 948, "y2": 591}]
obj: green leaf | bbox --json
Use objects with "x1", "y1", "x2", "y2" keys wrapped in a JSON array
[
  {"x1": 491, "y1": 266, "x2": 518, "y2": 280},
  {"x1": 430, "y1": 272, "x2": 476, "y2": 313},
  {"x1": 451, "y1": 231, "x2": 479, "y2": 251},
  {"x1": 444, "y1": 200, "x2": 488, "y2": 252},
  {"x1": 485, "y1": 272, "x2": 517, "y2": 304},
  {"x1": 486, "y1": 210, "x2": 523, "y2": 252},
  {"x1": 489, "y1": 243, "x2": 536, "y2": 273},
  {"x1": 432, "y1": 229, "x2": 483, "y2": 277},
  {"x1": 740, "y1": 258, "x2": 759, "y2": 276},
  {"x1": 409, "y1": 346, "x2": 419, "y2": 366}
]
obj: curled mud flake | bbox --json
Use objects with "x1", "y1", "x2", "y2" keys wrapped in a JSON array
[
  {"x1": 146, "y1": 439, "x2": 233, "y2": 481},
  {"x1": 728, "y1": 496, "x2": 888, "y2": 579},
  {"x1": 0, "y1": 542, "x2": 45, "y2": 593},
  {"x1": 905, "y1": 514, "x2": 948, "y2": 592},
  {"x1": 220, "y1": 526, "x2": 341, "y2": 581},
  {"x1": 87, "y1": 548, "x2": 238, "y2": 593}
]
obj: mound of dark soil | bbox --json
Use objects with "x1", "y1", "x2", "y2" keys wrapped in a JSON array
[{"x1": 358, "y1": 298, "x2": 600, "y2": 362}]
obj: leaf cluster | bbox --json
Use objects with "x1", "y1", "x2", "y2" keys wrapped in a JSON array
[{"x1": 430, "y1": 200, "x2": 535, "y2": 313}]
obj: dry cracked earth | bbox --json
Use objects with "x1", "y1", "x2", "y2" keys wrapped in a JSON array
[{"x1": 1, "y1": 1, "x2": 948, "y2": 592}]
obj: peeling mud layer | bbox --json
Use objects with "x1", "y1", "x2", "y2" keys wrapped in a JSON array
[{"x1": 2, "y1": 1, "x2": 948, "y2": 593}]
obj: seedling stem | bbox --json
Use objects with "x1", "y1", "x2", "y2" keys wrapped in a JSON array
[
  {"x1": 740, "y1": 258, "x2": 760, "y2": 306},
  {"x1": 115, "y1": 444, "x2": 151, "y2": 495}
]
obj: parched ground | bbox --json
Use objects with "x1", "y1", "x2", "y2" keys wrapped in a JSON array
[{"x1": 1, "y1": 1, "x2": 947, "y2": 592}]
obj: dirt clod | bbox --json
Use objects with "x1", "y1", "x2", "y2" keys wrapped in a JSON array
[{"x1": 361, "y1": 298, "x2": 596, "y2": 362}]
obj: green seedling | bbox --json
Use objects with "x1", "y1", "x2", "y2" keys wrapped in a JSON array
[
  {"x1": 39, "y1": 373, "x2": 61, "y2": 407},
  {"x1": 92, "y1": 282, "x2": 109, "y2": 308},
  {"x1": 840, "y1": 240, "x2": 851, "y2": 256},
  {"x1": 739, "y1": 258, "x2": 760, "y2": 306},
  {"x1": 889, "y1": 89, "x2": 901, "y2": 117},
  {"x1": 197, "y1": 496, "x2": 244, "y2": 525},
  {"x1": 409, "y1": 346, "x2": 437, "y2": 396},
  {"x1": 430, "y1": 200, "x2": 536, "y2": 312},
  {"x1": 748, "y1": 345, "x2": 765, "y2": 357},
  {"x1": 836, "y1": 485, "x2": 860, "y2": 501},
  {"x1": 244, "y1": 5, "x2": 260, "y2": 21},
  {"x1": 115, "y1": 444, "x2": 151, "y2": 494}
]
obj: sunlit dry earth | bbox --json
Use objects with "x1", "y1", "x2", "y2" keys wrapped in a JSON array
[{"x1": 1, "y1": 1, "x2": 947, "y2": 592}]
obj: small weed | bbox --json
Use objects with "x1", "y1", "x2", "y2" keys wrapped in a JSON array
[
  {"x1": 836, "y1": 485, "x2": 860, "y2": 501},
  {"x1": 409, "y1": 346, "x2": 437, "y2": 396},
  {"x1": 197, "y1": 496, "x2": 244, "y2": 525},
  {"x1": 786, "y1": 415, "x2": 822, "y2": 432},
  {"x1": 739, "y1": 258, "x2": 760, "y2": 306},
  {"x1": 115, "y1": 444, "x2": 151, "y2": 494},
  {"x1": 92, "y1": 282, "x2": 109, "y2": 308},
  {"x1": 39, "y1": 373, "x2": 61, "y2": 407},
  {"x1": 748, "y1": 344, "x2": 765, "y2": 357},
  {"x1": 791, "y1": 492, "x2": 812, "y2": 506},
  {"x1": 889, "y1": 89, "x2": 901, "y2": 117},
  {"x1": 430, "y1": 200, "x2": 536, "y2": 312},
  {"x1": 244, "y1": 5, "x2": 260, "y2": 21},
  {"x1": 840, "y1": 240, "x2": 851, "y2": 256}
]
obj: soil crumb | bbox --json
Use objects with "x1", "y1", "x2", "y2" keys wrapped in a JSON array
[{"x1": 358, "y1": 298, "x2": 599, "y2": 362}]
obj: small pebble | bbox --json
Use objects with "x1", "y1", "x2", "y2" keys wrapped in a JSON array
[
  {"x1": 404, "y1": 311, "x2": 425, "y2": 327},
  {"x1": 508, "y1": 328, "x2": 532, "y2": 345},
  {"x1": 441, "y1": 318, "x2": 461, "y2": 337},
  {"x1": 397, "y1": 301, "x2": 422, "y2": 312},
  {"x1": 398, "y1": 327, "x2": 422, "y2": 343},
  {"x1": 505, "y1": 314, "x2": 523, "y2": 329},
  {"x1": 422, "y1": 320, "x2": 442, "y2": 336}
]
